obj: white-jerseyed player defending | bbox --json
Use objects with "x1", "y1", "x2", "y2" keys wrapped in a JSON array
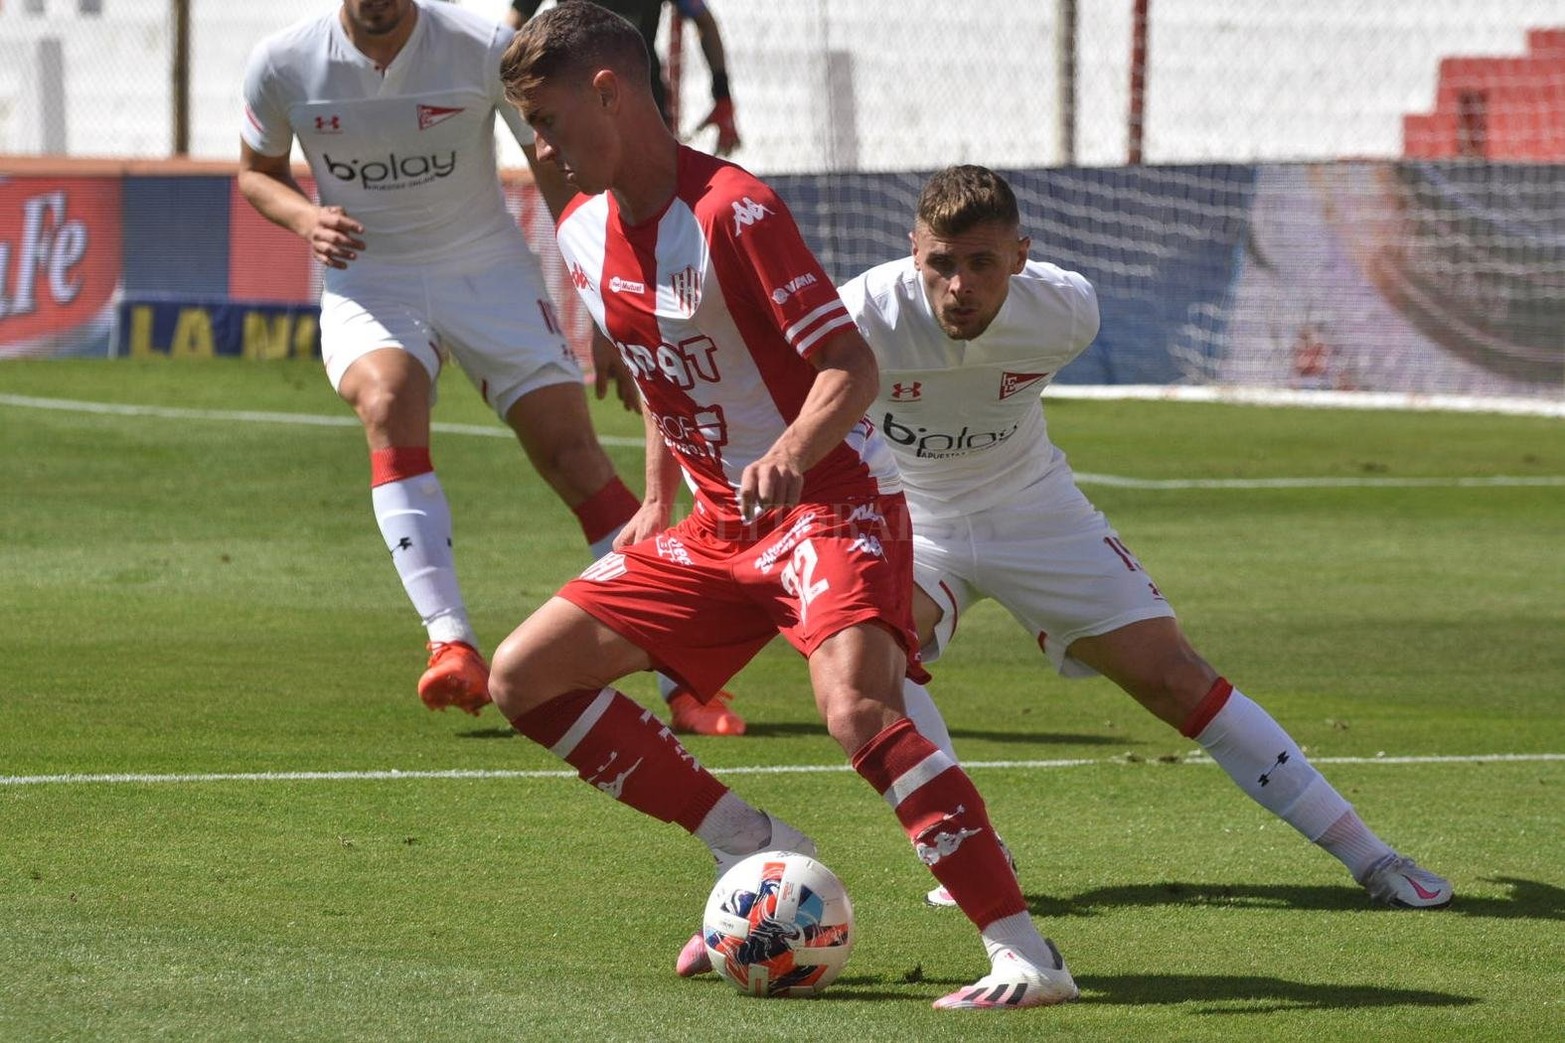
[
  {"x1": 237, "y1": 0, "x2": 750, "y2": 732},
  {"x1": 838, "y1": 164, "x2": 1453, "y2": 914}
]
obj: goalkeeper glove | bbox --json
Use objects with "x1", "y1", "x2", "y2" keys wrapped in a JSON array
[{"x1": 699, "y1": 97, "x2": 740, "y2": 156}]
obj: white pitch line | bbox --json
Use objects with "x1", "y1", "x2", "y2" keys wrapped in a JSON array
[
  {"x1": 2, "y1": 752, "x2": 1560, "y2": 788},
  {"x1": 4, "y1": 393, "x2": 1560, "y2": 490},
  {"x1": 0, "y1": 392, "x2": 644, "y2": 448}
]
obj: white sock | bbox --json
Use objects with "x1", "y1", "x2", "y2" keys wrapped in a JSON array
[
  {"x1": 371, "y1": 472, "x2": 477, "y2": 648},
  {"x1": 1316, "y1": 809, "x2": 1395, "y2": 880},
  {"x1": 980, "y1": 911, "x2": 1059, "y2": 972},
  {"x1": 693, "y1": 792, "x2": 770, "y2": 855},
  {"x1": 901, "y1": 680, "x2": 957, "y2": 760},
  {"x1": 1192, "y1": 688, "x2": 1354, "y2": 843}
]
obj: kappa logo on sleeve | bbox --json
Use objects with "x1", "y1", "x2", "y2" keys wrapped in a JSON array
[{"x1": 731, "y1": 196, "x2": 773, "y2": 235}]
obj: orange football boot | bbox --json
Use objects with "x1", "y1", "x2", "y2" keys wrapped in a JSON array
[
  {"x1": 417, "y1": 641, "x2": 490, "y2": 716},
  {"x1": 668, "y1": 688, "x2": 746, "y2": 736}
]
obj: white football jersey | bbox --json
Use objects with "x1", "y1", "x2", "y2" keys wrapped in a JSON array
[
  {"x1": 241, "y1": 0, "x2": 531, "y2": 264},
  {"x1": 840, "y1": 257, "x2": 1100, "y2": 521}
]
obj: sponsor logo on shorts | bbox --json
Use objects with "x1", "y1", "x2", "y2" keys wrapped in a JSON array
[
  {"x1": 999, "y1": 370, "x2": 1050, "y2": 399},
  {"x1": 324, "y1": 151, "x2": 457, "y2": 190},
  {"x1": 881, "y1": 412, "x2": 1020, "y2": 459},
  {"x1": 753, "y1": 512, "x2": 817, "y2": 575},
  {"x1": 608, "y1": 275, "x2": 646, "y2": 295},
  {"x1": 731, "y1": 196, "x2": 773, "y2": 235},
  {"x1": 656, "y1": 535, "x2": 693, "y2": 565}
]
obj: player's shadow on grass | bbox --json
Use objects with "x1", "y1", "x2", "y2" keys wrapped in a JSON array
[
  {"x1": 1076, "y1": 973, "x2": 1477, "y2": 1013},
  {"x1": 1026, "y1": 876, "x2": 1565, "y2": 921},
  {"x1": 817, "y1": 973, "x2": 1474, "y2": 1012}
]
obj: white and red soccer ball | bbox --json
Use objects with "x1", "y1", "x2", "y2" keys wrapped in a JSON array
[{"x1": 700, "y1": 850, "x2": 855, "y2": 998}]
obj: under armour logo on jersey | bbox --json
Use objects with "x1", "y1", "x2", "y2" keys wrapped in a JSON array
[
  {"x1": 999, "y1": 371, "x2": 1050, "y2": 399},
  {"x1": 731, "y1": 196, "x2": 773, "y2": 235},
  {"x1": 890, "y1": 381, "x2": 922, "y2": 402},
  {"x1": 314, "y1": 115, "x2": 342, "y2": 133}
]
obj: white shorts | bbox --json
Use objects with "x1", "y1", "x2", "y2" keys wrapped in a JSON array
[
  {"x1": 319, "y1": 238, "x2": 581, "y2": 419},
  {"x1": 912, "y1": 479, "x2": 1175, "y2": 677}
]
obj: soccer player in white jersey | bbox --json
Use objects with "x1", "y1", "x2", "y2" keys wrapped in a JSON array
[
  {"x1": 236, "y1": 0, "x2": 745, "y2": 735},
  {"x1": 838, "y1": 165, "x2": 1453, "y2": 914},
  {"x1": 486, "y1": 4, "x2": 1078, "y2": 1011}
]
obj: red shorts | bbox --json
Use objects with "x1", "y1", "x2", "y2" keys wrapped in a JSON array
[{"x1": 558, "y1": 494, "x2": 927, "y2": 699}]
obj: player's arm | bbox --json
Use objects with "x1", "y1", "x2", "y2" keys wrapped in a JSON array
[
  {"x1": 237, "y1": 141, "x2": 365, "y2": 269},
  {"x1": 613, "y1": 408, "x2": 682, "y2": 550},
  {"x1": 687, "y1": 3, "x2": 740, "y2": 154},
  {"x1": 738, "y1": 327, "x2": 879, "y2": 519}
]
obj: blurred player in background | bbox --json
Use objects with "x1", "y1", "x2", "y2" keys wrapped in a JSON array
[
  {"x1": 237, "y1": 0, "x2": 744, "y2": 736},
  {"x1": 509, "y1": 0, "x2": 742, "y2": 155},
  {"x1": 839, "y1": 164, "x2": 1454, "y2": 912},
  {"x1": 491, "y1": 4, "x2": 1078, "y2": 1010}
]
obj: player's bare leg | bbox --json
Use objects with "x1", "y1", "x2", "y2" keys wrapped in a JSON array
[
  {"x1": 491, "y1": 598, "x2": 790, "y2": 942},
  {"x1": 1071, "y1": 617, "x2": 1451, "y2": 908},
  {"x1": 340, "y1": 348, "x2": 487, "y2": 713},
  {"x1": 503, "y1": 384, "x2": 746, "y2": 736}
]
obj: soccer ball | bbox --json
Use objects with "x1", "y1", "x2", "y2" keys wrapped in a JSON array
[{"x1": 701, "y1": 850, "x2": 855, "y2": 998}]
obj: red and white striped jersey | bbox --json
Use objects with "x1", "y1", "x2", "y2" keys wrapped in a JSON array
[{"x1": 556, "y1": 147, "x2": 901, "y2": 524}]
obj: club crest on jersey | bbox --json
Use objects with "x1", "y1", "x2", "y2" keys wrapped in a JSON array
[
  {"x1": 670, "y1": 266, "x2": 700, "y2": 315},
  {"x1": 731, "y1": 196, "x2": 773, "y2": 235},
  {"x1": 889, "y1": 381, "x2": 922, "y2": 402},
  {"x1": 999, "y1": 371, "x2": 1050, "y2": 399},
  {"x1": 417, "y1": 104, "x2": 465, "y2": 130}
]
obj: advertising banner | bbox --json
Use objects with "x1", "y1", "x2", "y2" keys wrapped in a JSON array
[{"x1": 0, "y1": 176, "x2": 122, "y2": 358}]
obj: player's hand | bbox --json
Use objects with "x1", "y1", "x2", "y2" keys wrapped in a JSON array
[
  {"x1": 612, "y1": 499, "x2": 671, "y2": 551},
  {"x1": 308, "y1": 205, "x2": 366, "y2": 269},
  {"x1": 698, "y1": 98, "x2": 741, "y2": 156},
  {"x1": 737, "y1": 450, "x2": 805, "y2": 523},
  {"x1": 590, "y1": 328, "x2": 640, "y2": 413}
]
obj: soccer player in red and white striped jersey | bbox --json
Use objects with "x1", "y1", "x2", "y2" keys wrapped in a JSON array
[{"x1": 487, "y1": 2, "x2": 1078, "y2": 1011}]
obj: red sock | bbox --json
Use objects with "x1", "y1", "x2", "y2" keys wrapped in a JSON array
[
  {"x1": 852, "y1": 717, "x2": 1025, "y2": 929},
  {"x1": 1179, "y1": 677, "x2": 1234, "y2": 739},
  {"x1": 510, "y1": 688, "x2": 727, "y2": 831},
  {"x1": 571, "y1": 478, "x2": 640, "y2": 546},
  {"x1": 369, "y1": 445, "x2": 433, "y2": 488}
]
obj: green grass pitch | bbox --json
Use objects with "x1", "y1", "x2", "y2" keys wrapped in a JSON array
[{"x1": 1, "y1": 359, "x2": 1562, "y2": 1042}]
